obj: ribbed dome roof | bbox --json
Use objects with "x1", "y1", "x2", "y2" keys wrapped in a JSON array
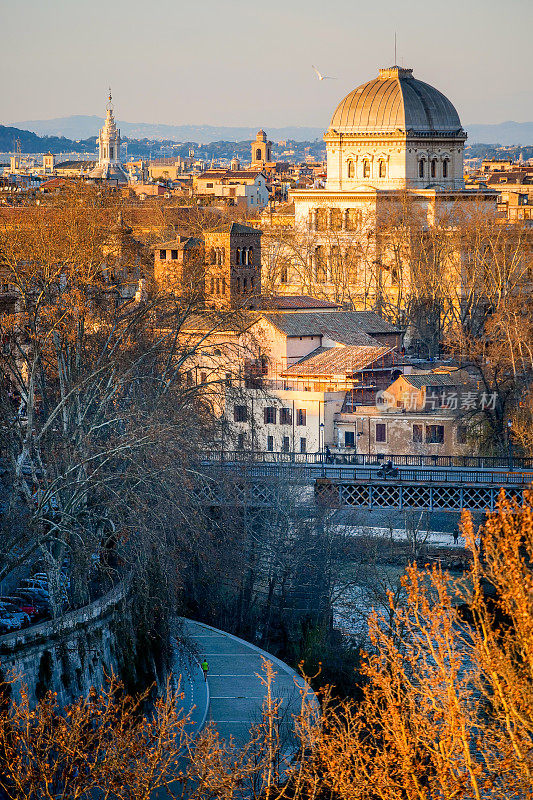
[{"x1": 329, "y1": 67, "x2": 463, "y2": 134}]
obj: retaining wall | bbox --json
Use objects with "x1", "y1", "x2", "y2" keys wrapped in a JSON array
[{"x1": 0, "y1": 583, "x2": 126, "y2": 705}]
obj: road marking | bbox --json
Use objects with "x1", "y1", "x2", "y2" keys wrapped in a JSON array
[{"x1": 210, "y1": 696, "x2": 263, "y2": 700}]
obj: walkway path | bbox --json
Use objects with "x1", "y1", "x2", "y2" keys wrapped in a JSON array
[{"x1": 178, "y1": 618, "x2": 317, "y2": 747}]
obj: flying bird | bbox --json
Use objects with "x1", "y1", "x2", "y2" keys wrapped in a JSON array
[{"x1": 312, "y1": 65, "x2": 337, "y2": 81}]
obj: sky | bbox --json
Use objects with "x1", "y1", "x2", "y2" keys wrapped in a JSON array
[{"x1": 2, "y1": 0, "x2": 532, "y2": 128}]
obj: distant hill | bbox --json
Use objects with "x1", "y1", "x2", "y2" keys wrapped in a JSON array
[
  {"x1": 465, "y1": 121, "x2": 533, "y2": 146},
  {"x1": 9, "y1": 116, "x2": 325, "y2": 144},
  {"x1": 0, "y1": 124, "x2": 94, "y2": 154}
]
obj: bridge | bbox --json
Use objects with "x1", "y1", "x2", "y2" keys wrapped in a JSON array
[{"x1": 200, "y1": 452, "x2": 533, "y2": 513}]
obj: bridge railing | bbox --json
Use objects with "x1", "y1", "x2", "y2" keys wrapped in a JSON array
[{"x1": 203, "y1": 451, "x2": 533, "y2": 470}]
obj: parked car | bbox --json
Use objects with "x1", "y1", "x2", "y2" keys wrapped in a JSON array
[
  {"x1": 0, "y1": 595, "x2": 41, "y2": 621},
  {"x1": 0, "y1": 602, "x2": 30, "y2": 629},
  {"x1": 0, "y1": 607, "x2": 30, "y2": 634},
  {"x1": 31, "y1": 572, "x2": 70, "y2": 590},
  {"x1": 15, "y1": 590, "x2": 51, "y2": 612},
  {"x1": 19, "y1": 578, "x2": 49, "y2": 592}
]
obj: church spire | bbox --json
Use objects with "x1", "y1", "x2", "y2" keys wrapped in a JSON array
[{"x1": 88, "y1": 89, "x2": 128, "y2": 183}]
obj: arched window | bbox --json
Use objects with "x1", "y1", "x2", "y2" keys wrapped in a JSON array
[
  {"x1": 256, "y1": 148, "x2": 262, "y2": 160},
  {"x1": 362, "y1": 160, "x2": 370, "y2": 179},
  {"x1": 216, "y1": 278, "x2": 220, "y2": 294},
  {"x1": 418, "y1": 159, "x2": 425, "y2": 179},
  {"x1": 347, "y1": 160, "x2": 355, "y2": 178},
  {"x1": 210, "y1": 277, "x2": 215, "y2": 293},
  {"x1": 220, "y1": 247, "x2": 225, "y2": 265},
  {"x1": 222, "y1": 278, "x2": 226, "y2": 294},
  {"x1": 378, "y1": 159, "x2": 386, "y2": 178},
  {"x1": 109, "y1": 146, "x2": 114, "y2": 160},
  {"x1": 443, "y1": 159, "x2": 449, "y2": 178},
  {"x1": 236, "y1": 248, "x2": 241, "y2": 265},
  {"x1": 248, "y1": 247, "x2": 253, "y2": 265},
  {"x1": 250, "y1": 276, "x2": 255, "y2": 290},
  {"x1": 209, "y1": 248, "x2": 216, "y2": 265},
  {"x1": 431, "y1": 159, "x2": 437, "y2": 179}
]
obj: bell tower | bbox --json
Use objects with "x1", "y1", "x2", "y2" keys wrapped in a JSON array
[{"x1": 251, "y1": 130, "x2": 271, "y2": 168}]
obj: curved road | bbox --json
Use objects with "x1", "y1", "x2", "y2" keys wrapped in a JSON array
[{"x1": 178, "y1": 618, "x2": 318, "y2": 747}]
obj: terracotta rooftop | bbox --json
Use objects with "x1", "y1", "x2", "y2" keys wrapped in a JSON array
[
  {"x1": 284, "y1": 344, "x2": 394, "y2": 377},
  {"x1": 401, "y1": 371, "x2": 470, "y2": 389},
  {"x1": 197, "y1": 170, "x2": 263, "y2": 180},
  {"x1": 261, "y1": 311, "x2": 400, "y2": 344}
]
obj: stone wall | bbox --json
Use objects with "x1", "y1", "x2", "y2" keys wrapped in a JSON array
[{"x1": 0, "y1": 583, "x2": 126, "y2": 706}]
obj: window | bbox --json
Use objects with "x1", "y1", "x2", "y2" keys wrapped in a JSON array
[
  {"x1": 426, "y1": 424, "x2": 444, "y2": 444},
  {"x1": 236, "y1": 248, "x2": 241, "y2": 265},
  {"x1": 264, "y1": 407, "x2": 277, "y2": 424},
  {"x1": 375, "y1": 423, "x2": 387, "y2": 443},
  {"x1": 443, "y1": 159, "x2": 449, "y2": 178},
  {"x1": 248, "y1": 247, "x2": 254, "y2": 265},
  {"x1": 159, "y1": 250, "x2": 166, "y2": 260},
  {"x1": 237, "y1": 433, "x2": 245, "y2": 449},
  {"x1": 378, "y1": 159, "x2": 386, "y2": 178},
  {"x1": 256, "y1": 148, "x2": 262, "y2": 160},
  {"x1": 346, "y1": 209, "x2": 362, "y2": 231},
  {"x1": 456, "y1": 425, "x2": 468, "y2": 444},
  {"x1": 314, "y1": 246, "x2": 326, "y2": 282},
  {"x1": 363, "y1": 160, "x2": 370, "y2": 178},
  {"x1": 419, "y1": 159, "x2": 425, "y2": 178},
  {"x1": 330, "y1": 208, "x2": 342, "y2": 230},
  {"x1": 234, "y1": 404, "x2": 247, "y2": 422},
  {"x1": 330, "y1": 245, "x2": 341, "y2": 274},
  {"x1": 316, "y1": 209, "x2": 327, "y2": 231},
  {"x1": 222, "y1": 278, "x2": 226, "y2": 294},
  {"x1": 347, "y1": 160, "x2": 355, "y2": 178},
  {"x1": 413, "y1": 424, "x2": 423, "y2": 443},
  {"x1": 300, "y1": 437, "x2": 307, "y2": 453},
  {"x1": 225, "y1": 372, "x2": 232, "y2": 387},
  {"x1": 267, "y1": 435, "x2": 274, "y2": 452},
  {"x1": 343, "y1": 246, "x2": 358, "y2": 282},
  {"x1": 280, "y1": 265, "x2": 288, "y2": 283},
  {"x1": 431, "y1": 159, "x2": 437, "y2": 178},
  {"x1": 282, "y1": 436, "x2": 290, "y2": 452},
  {"x1": 280, "y1": 408, "x2": 292, "y2": 425},
  {"x1": 186, "y1": 371, "x2": 193, "y2": 386},
  {"x1": 206, "y1": 182, "x2": 213, "y2": 188},
  {"x1": 296, "y1": 408, "x2": 306, "y2": 426},
  {"x1": 210, "y1": 277, "x2": 215, "y2": 293},
  {"x1": 200, "y1": 371, "x2": 207, "y2": 384},
  {"x1": 345, "y1": 431, "x2": 355, "y2": 447},
  {"x1": 170, "y1": 249, "x2": 178, "y2": 260}
]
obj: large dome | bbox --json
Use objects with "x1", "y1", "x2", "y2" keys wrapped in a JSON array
[{"x1": 329, "y1": 66, "x2": 463, "y2": 135}]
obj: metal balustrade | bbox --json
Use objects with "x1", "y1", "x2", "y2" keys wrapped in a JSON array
[{"x1": 204, "y1": 450, "x2": 533, "y2": 470}]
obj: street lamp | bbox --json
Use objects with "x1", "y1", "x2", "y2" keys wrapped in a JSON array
[
  {"x1": 319, "y1": 422, "x2": 325, "y2": 463},
  {"x1": 507, "y1": 419, "x2": 513, "y2": 471}
]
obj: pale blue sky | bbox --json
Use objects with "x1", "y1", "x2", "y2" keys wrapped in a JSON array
[{"x1": 2, "y1": 0, "x2": 532, "y2": 127}]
